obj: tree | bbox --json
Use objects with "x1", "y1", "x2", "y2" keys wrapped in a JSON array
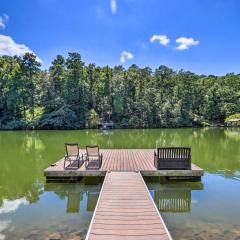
[
  {"x1": 21, "y1": 53, "x2": 41, "y2": 120},
  {"x1": 1, "y1": 53, "x2": 240, "y2": 129},
  {"x1": 65, "y1": 52, "x2": 89, "y2": 127},
  {"x1": 41, "y1": 55, "x2": 66, "y2": 113},
  {"x1": 49, "y1": 55, "x2": 66, "y2": 96}
]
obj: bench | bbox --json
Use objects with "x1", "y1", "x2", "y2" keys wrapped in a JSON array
[{"x1": 154, "y1": 147, "x2": 191, "y2": 170}]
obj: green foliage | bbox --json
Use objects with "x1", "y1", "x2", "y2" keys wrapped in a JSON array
[
  {"x1": 38, "y1": 106, "x2": 78, "y2": 129},
  {"x1": 1, "y1": 119, "x2": 27, "y2": 130},
  {"x1": 0, "y1": 53, "x2": 240, "y2": 129},
  {"x1": 65, "y1": 52, "x2": 89, "y2": 127},
  {"x1": 87, "y1": 109, "x2": 100, "y2": 128},
  {"x1": 21, "y1": 53, "x2": 41, "y2": 119},
  {"x1": 225, "y1": 113, "x2": 240, "y2": 122},
  {"x1": 26, "y1": 107, "x2": 44, "y2": 121}
]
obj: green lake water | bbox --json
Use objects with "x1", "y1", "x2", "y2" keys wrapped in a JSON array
[{"x1": 0, "y1": 128, "x2": 240, "y2": 240}]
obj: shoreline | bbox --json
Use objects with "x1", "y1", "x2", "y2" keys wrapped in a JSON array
[{"x1": 0, "y1": 125, "x2": 239, "y2": 131}]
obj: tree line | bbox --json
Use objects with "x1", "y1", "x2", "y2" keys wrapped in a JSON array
[{"x1": 0, "y1": 52, "x2": 239, "y2": 129}]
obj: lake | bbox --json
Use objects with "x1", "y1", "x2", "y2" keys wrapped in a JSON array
[{"x1": 0, "y1": 128, "x2": 240, "y2": 240}]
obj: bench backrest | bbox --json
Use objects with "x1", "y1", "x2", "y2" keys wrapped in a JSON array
[
  {"x1": 157, "y1": 147, "x2": 191, "y2": 160},
  {"x1": 155, "y1": 147, "x2": 191, "y2": 170}
]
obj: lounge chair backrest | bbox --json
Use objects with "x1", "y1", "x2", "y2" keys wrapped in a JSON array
[
  {"x1": 86, "y1": 145, "x2": 99, "y2": 156},
  {"x1": 65, "y1": 143, "x2": 79, "y2": 157}
]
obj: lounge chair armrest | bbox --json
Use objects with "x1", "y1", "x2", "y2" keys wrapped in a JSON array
[{"x1": 100, "y1": 153, "x2": 103, "y2": 167}]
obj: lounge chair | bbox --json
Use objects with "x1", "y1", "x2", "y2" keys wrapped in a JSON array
[
  {"x1": 64, "y1": 143, "x2": 82, "y2": 169},
  {"x1": 154, "y1": 147, "x2": 191, "y2": 170},
  {"x1": 85, "y1": 145, "x2": 103, "y2": 169}
]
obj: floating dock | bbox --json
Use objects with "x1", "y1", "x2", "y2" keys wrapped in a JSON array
[
  {"x1": 44, "y1": 149, "x2": 204, "y2": 240},
  {"x1": 44, "y1": 149, "x2": 203, "y2": 179},
  {"x1": 85, "y1": 171, "x2": 172, "y2": 240}
]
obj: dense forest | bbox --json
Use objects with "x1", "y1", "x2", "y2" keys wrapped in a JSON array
[{"x1": 0, "y1": 52, "x2": 239, "y2": 130}]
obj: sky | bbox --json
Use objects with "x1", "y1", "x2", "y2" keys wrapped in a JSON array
[{"x1": 0, "y1": 0, "x2": 240, "y2": 75}]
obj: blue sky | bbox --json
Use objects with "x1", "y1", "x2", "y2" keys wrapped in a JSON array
[{"x1": 0, "y1": 0, "x2": 240, "y2": 75}]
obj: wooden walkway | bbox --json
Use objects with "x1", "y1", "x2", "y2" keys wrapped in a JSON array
[
  {"x1": 44, "y1": 149, "x2": 204, "y2": 239},
  {"x1": 85, "y1": 171, "x2": 172, "y2": 240},
  {"x1": 44, "y1": 149, "x2": 203, "y2": 178}
]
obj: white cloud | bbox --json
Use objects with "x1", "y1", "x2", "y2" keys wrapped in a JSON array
[
  {"x1": 0, "y1": 34, "x2": 42, "y2": 62},
  {"x1": 150, "y1": 35, "x2": 170, "y2": 45},
  {"x1": 0, "y1": 198, "x2": 28, "y2": 214},
  {"x1": 120, "y1": 51, "x2": 133, "y2": 63},
  {"x1": 0, "y1": 14, "x2": 9, "y2": 30},
  {"x1": 111, "y1": 0, "x2": 117, "y2": 14},
  {"x1": 176, "y1": 37, "x2": 199, "y2": 50}
]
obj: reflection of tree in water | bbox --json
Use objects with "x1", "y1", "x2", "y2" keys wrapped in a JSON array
[
  {"x1": 44, "y1": 183, "x2": 100, "y2": 214},
  {"x1": 0, "y1": 132, "x2": 45, "y2": 205},
  {"x1": 192, "y1": 128, "x2": 240, "y2": 175},
  {"x1": 153, "y1": 128, "x2": 240, "y2": 176},
  {"x1": 35, "y1": 128, "x2": 240, "y2": 177},
  {"x1": 148, "y1": 180, "x2": 203, "y2": 213},
  {"x1": 224, "y1": 128, "x2": 240, "y2": 140},
  {"x1": 1, "y1": 128, "x2": 240, "y2": 207}
]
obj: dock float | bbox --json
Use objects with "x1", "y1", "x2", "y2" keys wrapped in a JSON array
[
  {"x1": 44, "y1": 149, "x2": 203, "y2": 180},
  {"x1": 85, "y1": 171, "x2": 172, "y2": 240}
]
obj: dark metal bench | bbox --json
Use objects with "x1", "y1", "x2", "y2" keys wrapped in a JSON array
[{"x1": 154, "y1": 147, "x2": 191, "y2": 170}]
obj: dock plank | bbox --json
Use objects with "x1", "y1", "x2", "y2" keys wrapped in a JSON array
[
  {"x1": 44, "y1": 149, "x2": 204, "y2": 177},
  {"x1": 85, "y1": 172, "x2": 172, "y2": 240}
]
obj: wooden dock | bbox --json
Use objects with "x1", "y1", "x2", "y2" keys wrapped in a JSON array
[
  {"x1": 85, "y1": 171, "x2": 172, "y2": 240},
  {"x1": 44, "y1": 149, "x2": 203, "y2": 239},
  {"x1": 44, "y1": 149, "x2": 203, "y2": 179}
]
